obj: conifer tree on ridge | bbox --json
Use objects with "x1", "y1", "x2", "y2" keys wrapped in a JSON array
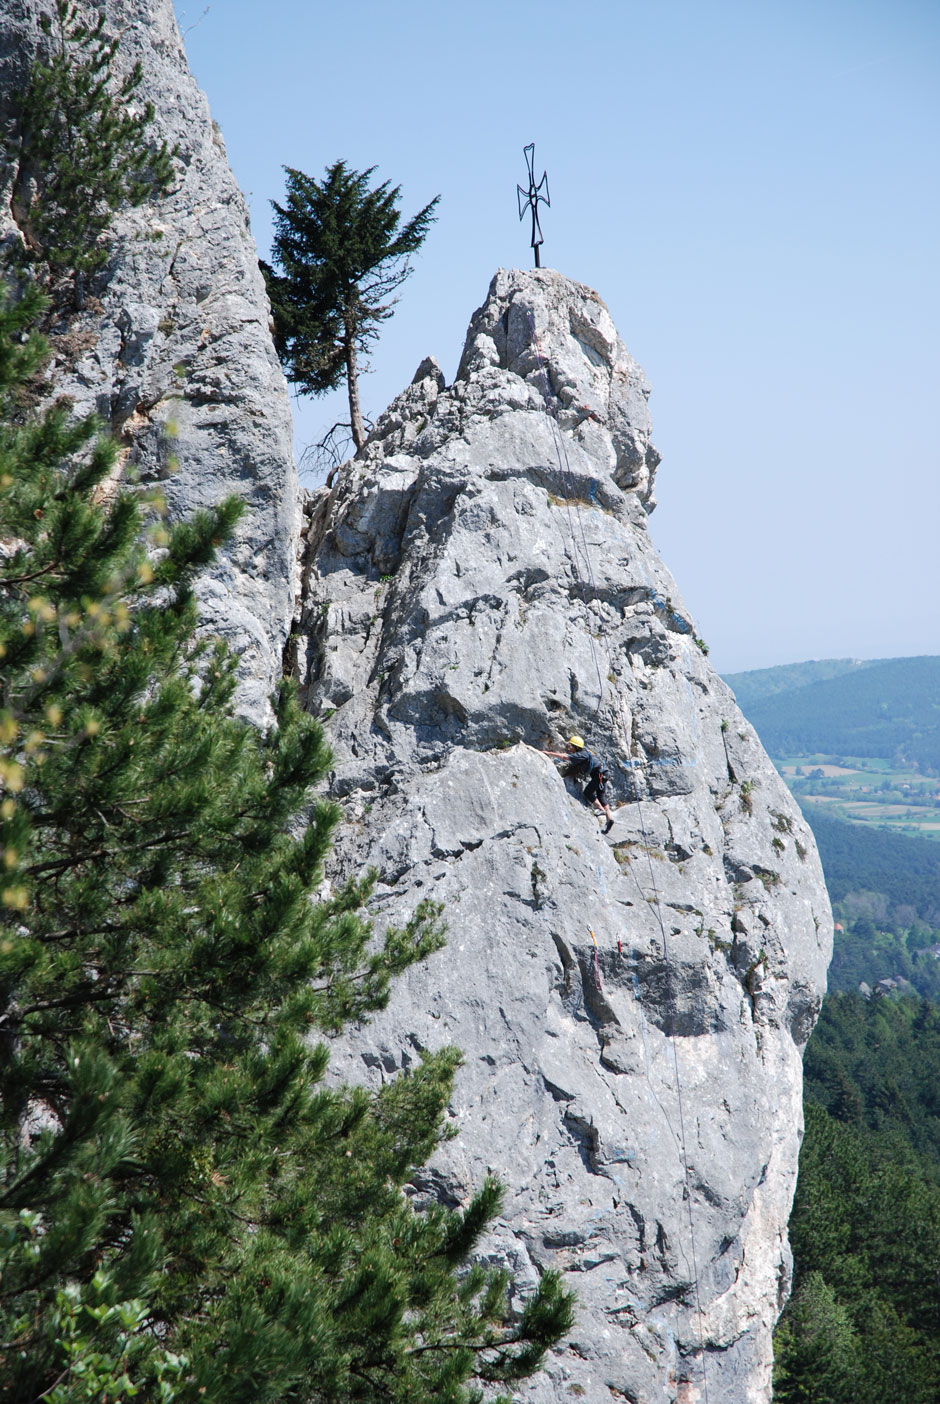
[{"x1": 262, "y1": 161, "x2": 439, "y2": 452}]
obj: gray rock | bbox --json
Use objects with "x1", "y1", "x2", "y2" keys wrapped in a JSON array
[
  {"x1": 297, "y1": 269, "x2": 832, "y2": 1403},
  {"x1": 0, "y1": 0, "x2": 299, "y2": 724}
]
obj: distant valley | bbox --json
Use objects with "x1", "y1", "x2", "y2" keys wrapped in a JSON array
[
  {"x1": 724, "y1": 655, "x2": 940, "y2": 998},
  {"x1": 725, "y1": 655, "x2": 940, "y2": 842}
]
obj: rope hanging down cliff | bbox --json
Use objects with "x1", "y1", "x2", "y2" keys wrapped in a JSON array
[{"x1": 527, "y1": 308, "x2": 712, "y2": 1404}]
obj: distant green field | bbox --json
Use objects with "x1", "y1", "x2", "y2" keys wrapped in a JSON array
[{"x1": 774, "y1": 752, "x2": 940, "y2": 841}]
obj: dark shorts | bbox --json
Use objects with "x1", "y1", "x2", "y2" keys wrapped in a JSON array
[{"x1": 584, "y1": 774, "x2": 607, "y2": 805}]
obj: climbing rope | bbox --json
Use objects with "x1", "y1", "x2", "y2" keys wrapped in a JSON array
[{"x1": 527, "y1": 309, "x2": 712, "y2": 1404}]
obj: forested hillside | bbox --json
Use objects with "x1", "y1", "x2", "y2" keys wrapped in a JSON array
[
  {"x1": 724, "y1": 658, "x2": 880, "y2": 710},
  {"x1": 727, "y1": 659, "x2": 940, "y2": 994},
  {"x1": 735, "y1": 656, "x2": 940, "y2": 772},
  {"x1": 800, "y1": 803, "x2": 940, "y2": 997},
  {"x1": 805, "y1": 805, "x2": 940, "y2": 925},
  {"x1": 773, "y1": 993, "x2": 940, "y2": 1403}
]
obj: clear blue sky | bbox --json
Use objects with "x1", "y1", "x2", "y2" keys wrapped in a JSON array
[{"x1": 173, "y1": 0, "x2": 939, "y2": 674}]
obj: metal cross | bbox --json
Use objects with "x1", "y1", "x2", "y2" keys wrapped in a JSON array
[{"x1": 517, "y1": 143, "x2": 550, "y2": 267}]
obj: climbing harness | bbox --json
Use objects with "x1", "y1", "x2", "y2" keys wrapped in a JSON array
[{"x1": 528, "y1": 312, "x2": 712, "y2": 1404}]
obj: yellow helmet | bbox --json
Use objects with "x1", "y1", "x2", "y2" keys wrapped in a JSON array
[{"x1": 568, "y1": 735, "x2": 585, "y2": 748}]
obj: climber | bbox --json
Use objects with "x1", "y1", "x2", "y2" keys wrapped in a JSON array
[{"x1": 543, "y1": 735, "x2": 614, "y2": 833}]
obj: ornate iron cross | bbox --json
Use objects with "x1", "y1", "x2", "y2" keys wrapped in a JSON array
[{"x1": 517, "y1": 143, "x2": 550, "y2": 267}]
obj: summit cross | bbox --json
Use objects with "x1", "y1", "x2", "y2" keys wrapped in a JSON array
[{"x1": 517, "y1": 143, "x2": 550, "y2": 268}]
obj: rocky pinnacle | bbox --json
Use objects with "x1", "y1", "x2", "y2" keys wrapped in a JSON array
[{"x1": 297, "y1": 268, "x2": 833, "y2": 1404}]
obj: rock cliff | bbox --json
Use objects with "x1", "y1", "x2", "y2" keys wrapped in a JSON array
[
  {"x1": 296, "y1": 268, "x2": 832, "y2": 1403},
  {"x1": 0, "y1": 0, "x2": 299, "y2": 722}
]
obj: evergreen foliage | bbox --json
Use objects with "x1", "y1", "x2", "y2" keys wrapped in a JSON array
[
  {"x1": 802, "y1": 991, "x2": 940, "y2": 1171},
  {"x1": 261, "y1": 162, "x2": 439, "y2": 451},
  {"x1": 12, "y1": 0, "x2": 176, "y2": 308},
  {"x1": 0, "y1": 288, "x2": 574, "y2": 1401},
  {"x1": 773, "y1": 993, "x2": 940, "y2": 1402}
]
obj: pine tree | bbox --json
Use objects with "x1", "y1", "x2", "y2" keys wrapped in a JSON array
[
  {"x1": 261, "y1": 162, "x2": 439, "y2": 451},
  {"x1": 12, "y1": 0, "x2": 176, "y2": 309},
  {"x1": 773, "y1": 1272, "x2": 861, "y2": 1404},
  {"x1": 774, "y1": 997, "x2": 940, "y2": 1402},
  {"x1": 0, "y1": 287, "x2": 574, "y2": 1402}
]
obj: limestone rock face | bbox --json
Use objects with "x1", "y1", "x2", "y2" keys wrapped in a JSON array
[
  {"x1": 297, "y1": 269, "x2": 832, "y2": 1403},
  {"x1": 0, "y1": 0, "x2": 299, "y2": 722}
]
